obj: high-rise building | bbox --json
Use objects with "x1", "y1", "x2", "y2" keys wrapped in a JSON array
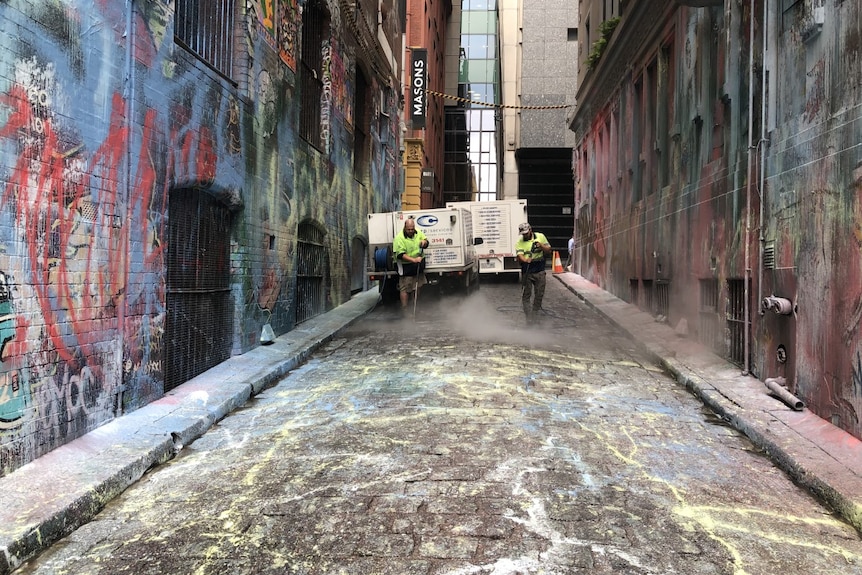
[
  {"x1": 442, "y1": 0, "x2": 503, "y2": 206},
  {"x1": 510, "y1": 0, "x2": 579, "y2": 252},
  {"x1": 403, "y1": 0, "x2": 453, "y2": 209},
  {"x1": 437, "y1": 0, "x2": 580, "y2": 249}
]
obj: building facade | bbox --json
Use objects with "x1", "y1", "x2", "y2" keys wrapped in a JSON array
[
  {"x1": 509, "y1": 0, "x2": 578, "y2": 251},
  {"x1": 442, "y1": 0, "x2": 502, "y2": 206},
  {"x1": 0, "y1": 0, "x2": 404, "y2": 476},
  {"x1": 403, "y1": 0, "x2": 452, "y2": 209},
  {"x1": 570, "y1": 0, "x2": 862, "y2": 441},
  {"x1": 437, "y1": 0, "x2": 578, "y2": 253}
]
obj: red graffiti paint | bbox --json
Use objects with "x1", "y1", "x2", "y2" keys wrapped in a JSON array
[{"x1": 0, "y1": 85, "x2": 218, "y2": 371}]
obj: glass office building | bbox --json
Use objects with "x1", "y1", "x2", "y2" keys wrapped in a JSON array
[{"x1": 443, "y1": 0, "x2": 502, "y2": 204}]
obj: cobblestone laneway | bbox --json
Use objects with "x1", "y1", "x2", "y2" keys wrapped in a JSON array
[{"x1": 16, "y1": 279, "x2": 862, "y2": 574}]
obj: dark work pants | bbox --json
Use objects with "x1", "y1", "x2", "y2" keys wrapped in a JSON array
[{"x1": 521, "y1": 270, "x2": 547, "y2": 317}]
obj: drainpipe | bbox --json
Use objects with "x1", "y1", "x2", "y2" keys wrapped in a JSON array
[
  {"x1": 116, "y1": 0, "x2": 135, "y2": 416},
  {"x1": 743, "y1": 0, "x2": 756, "y2": 376},
  {"x1": 765, "y1": 377, "x2": 805, "y2": 411},
  {"x1": 757, "y1": 0, "x2": 770, "y2": 336}
]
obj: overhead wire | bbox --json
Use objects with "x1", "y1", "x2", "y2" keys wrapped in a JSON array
[
  {"x1": 576, "y1": 117, "x2": 862, "y2": 246},
  {"x1": 577, "y1": 165, "x2": 741, "y2": 245},
  {"x1": 422, "y1": 88, "x2": 572, "y2": 110}
]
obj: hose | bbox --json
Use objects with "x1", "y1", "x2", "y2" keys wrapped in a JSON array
[
  {"x1": 374, "y1": 247, "x2": 390, "y2": 272},
  {"x1": 370, "y1": 247, "x2": 389, "y2": 309}
]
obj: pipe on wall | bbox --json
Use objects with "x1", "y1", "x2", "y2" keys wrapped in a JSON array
[
  {"x1": 765, "y1": 377, "x2": 805, "y2": 411},
  {"x1": 743, "y1": 0, "x2": 757, "y2": 376},
  {"x1": 757, "y1": 0, "x2": 770, "y2": 317},
  {"x1": 116, "y1": 0, "x2": 136, "y2": 417},
  {"x1": 761, "y1": 295, "x2": 794, "y2": 315}
]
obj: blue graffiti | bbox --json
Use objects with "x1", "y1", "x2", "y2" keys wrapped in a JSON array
[{"x1": 0, "y1": 271, "x2": 30, "y2": 429}]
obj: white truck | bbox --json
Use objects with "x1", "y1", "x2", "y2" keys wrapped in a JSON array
[
  {"x1": 367, "y1": 207, "x2": 482, "y2": 302},
  {"x1": 445, "y1": 199, "x2": 528, "y2": 277}
]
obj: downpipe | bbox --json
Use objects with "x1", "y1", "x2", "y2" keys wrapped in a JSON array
[
  {"x1": 764, "y1": 377, "x2": 804, "y2": 411},
  {"x1": 757, "y1": 0, "x2": 771, "y2": 320},
  {"x1": 743, "y1": 0, "x2": 757, "y2": 376},
  {"x1": 115, "y1": 0, "x2": 136, "y2": 417}
]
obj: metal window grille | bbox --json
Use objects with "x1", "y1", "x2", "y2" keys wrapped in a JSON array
[
  {"x1": 629, "y1": 279, "x2": 639, "y2": 306},
  {"x1": 642, "y1": 280, "x2": 654, "y2": 313},
  {"x1": 165, "y1": 191, "x2": 234, "y2": 392},
  {"x1": 295, "y1": 222, "x2": 328, "y2": 324},
  {"x1": 763, "y1": 240, "x2": 776, "y2": 270},
  {"x1": 655, "y1": 280, "x2": 670, "y2": 318},
  {"x1": 353, "y1": 68, "x2": 370, "y2": 180},
  {"x1": 174, "y1": 0, "x2": 236, "y2": 79},
  {"x1": 726, "y1": 279, "x2": 748, "y2": 366},
  {"x1": 300, "y1": 0, "x2": 327, "y2": 148},
  {"x1": 699, "y1": 278, "x2": 722, "y2": 353}
]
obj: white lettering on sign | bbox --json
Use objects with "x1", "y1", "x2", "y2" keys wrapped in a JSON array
[
  {"x1": 427, "y1": 248, "x2": 463, "y2": 266},
  {"x1": 412, "y1": 62, "x2": 425, "y2": 115},
  {"x1": 411, "y1": 49, "x2": 427, "y2": 128}
]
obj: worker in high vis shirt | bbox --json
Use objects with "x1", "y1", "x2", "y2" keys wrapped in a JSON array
[
  {"x1": 393, "y1": 218, "x2": 430, "y2": 313},
  {"x1": 515, "y1": 222, "x2": 551, "y2": 324}
]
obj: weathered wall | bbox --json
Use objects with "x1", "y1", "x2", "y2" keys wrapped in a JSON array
[
  {"x1": 764, "y1": 0, "x2": 862, "y2": 435},
  {"x1": 0, "y1": 0, "x2": 401, "y2": 475},
  {"x1": 573, "y1": 0, "x2": 862, "y2": 440}
]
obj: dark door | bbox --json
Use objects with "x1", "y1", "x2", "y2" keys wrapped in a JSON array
[
  {"x1": 295, "y1": 221, "x2": 328, "y2": 324},
  {"x1": 164, "y1": 191, "x2": 233, "y2": 392},
  {"x1": 350, "y1": 236, "x2": 367, "y2": 294}
]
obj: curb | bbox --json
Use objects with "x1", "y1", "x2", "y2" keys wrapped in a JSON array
[
  {"x1": 554, "y1": 273, "x2": 862, "y2": 534},
  {"x1": 0, "y1": 290, "x2": 380, "y2": 574}
]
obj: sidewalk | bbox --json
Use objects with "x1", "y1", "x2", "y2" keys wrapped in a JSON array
[{"x1": 2, "y1": 275, "x2": 862, "y2": 573}]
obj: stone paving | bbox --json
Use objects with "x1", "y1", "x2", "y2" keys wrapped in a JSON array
[{"x1": 12, "y1": 278, "x2": 862, "y2": 575}]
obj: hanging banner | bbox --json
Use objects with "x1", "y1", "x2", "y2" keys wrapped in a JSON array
[{"x1": 410, "y1": 49, "x2": 427, "y2": 129}]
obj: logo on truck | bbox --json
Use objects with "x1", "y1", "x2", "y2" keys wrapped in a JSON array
[{"x1": 417, "y1": 215, "x2": 438, "y2": 227}]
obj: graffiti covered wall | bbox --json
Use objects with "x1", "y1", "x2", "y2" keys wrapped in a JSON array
[
  {"x1": 0, "y1": 0, "x2": 402, "y2": 475},
  {"x1": 572, "y1": 1, "x2": 862, "y2": 440}
]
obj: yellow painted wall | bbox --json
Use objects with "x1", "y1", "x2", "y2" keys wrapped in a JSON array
[{"x1": 402, "y1": 138, "x2": 424, "y2": 211}]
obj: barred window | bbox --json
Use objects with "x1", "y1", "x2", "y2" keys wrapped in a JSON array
[
  {"x1": 300, "y1": 0, "x2": 330, "y2": 148},
  {"x1": 175, "y1": 0, "x2": 236, "y2": 80},
  {"x1": 353, "y1": 67, "x2": 371, "y2": 180}
]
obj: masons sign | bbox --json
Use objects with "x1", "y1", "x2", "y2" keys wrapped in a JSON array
[{"x1": 411, "y1": 48, "x2": 427, "y2": 129}]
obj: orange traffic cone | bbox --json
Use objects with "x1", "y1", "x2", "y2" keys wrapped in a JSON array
[{"x1": 552, "y1": 251, "x2": 564, "y2": 273}]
